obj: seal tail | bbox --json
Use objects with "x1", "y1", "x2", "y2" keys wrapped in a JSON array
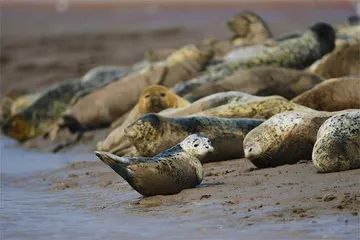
[{"x1": 94, "y1": 151, "x2": 133, "y2": 182}]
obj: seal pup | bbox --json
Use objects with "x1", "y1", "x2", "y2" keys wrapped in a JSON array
[
  {"x1": 182, "y1": 67, "x2": 324, "y2": 101},
  {"x1": 48, "y1": 45, "x2": 212, "y2": 135},
  {"x1": 307, "y1": 39, "x2": 360, "y2": 79},
  {"x1": 292, "y1": 77, "x2": 360, "y2": 111},
  {"x1": 97, "y1": 85, "x2": 190, "y2": 152},
  {"x1": 243, "y1": 110, "x2": 356, "y2": 168},
  {"x1": 94, "y1": 134, "x2": 214, "y2": 196},
  {"x1": 122, "y1": 113, "x2": 264, "y2": 163},
  {"x1": 172, "y1": 22, "x2": 335, "y2": 97},
  {"x1": 312, "y1": 111, "x2": 360, "y2": 173}
]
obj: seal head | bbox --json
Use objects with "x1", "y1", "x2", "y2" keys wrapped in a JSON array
[
  {"x1": 310, "y1": 22, "x2": 336, "y2": 56},
  {"x1": 138, "y1": 85, "x2": 177, "y2": 114},
  {"x1": 180, "y1": 134, "x2": 214, "y2": 159}
]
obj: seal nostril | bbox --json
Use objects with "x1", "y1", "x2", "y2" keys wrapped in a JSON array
[{"x1": 249, "y1": 148, "x2": 253, "y2": 152}]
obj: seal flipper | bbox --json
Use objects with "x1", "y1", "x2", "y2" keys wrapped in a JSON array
[{"x1": 94, "y1": 151, "x2": 134, "y2": 182}]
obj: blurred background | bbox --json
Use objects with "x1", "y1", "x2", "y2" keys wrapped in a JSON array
[{"x1": 0, "y1": 0, "x2": 358, "y2": 97}]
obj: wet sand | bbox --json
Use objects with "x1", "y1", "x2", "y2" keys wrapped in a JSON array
[{"x1": 1, "y1": 2, "x2": 359, "y2": 239}]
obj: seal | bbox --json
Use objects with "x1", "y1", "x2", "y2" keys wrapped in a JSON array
[
  {"x1": 312, "y1": 111, "x2": 360, "y2": 173},
  {"x1": 1, "y1": 66, "x2": 132, "y2": 142},
  {"x1": 94, "y1": 134, "x2": 214, "y2": 196},
  {"x1": 172, "y1": 22, "x2": 335, "y2": 97},
  {"x1": 243, "y1": 109, "x2": 356, "y2": 168},
  {"x1": 49, "y1": 45, "x2": 212, "y2": 135},
  {"x1": 226, "y1": 11, "x2": 272, "y2": 47},
  {"x1": 291, "y1": 77, "x2": 360, "y2": 111},
  {"x1": 182, "y1": 67, "x2": 324, "y2": 101},
  {"x1": 97, "y1": 85, "x2": 190, "y2": 152},
  {"x1": 307, "y1": 39, "x2": 360, "y2": 79},
  {"x1": 122, "y1": 113, "x2": 264, "y2": 163},
  {"x1": 193, "y1": 94, "x2": 312, "y2": 119},
  {"x1": 1, "y1": 90, "x2": 40, "y2": 123}
]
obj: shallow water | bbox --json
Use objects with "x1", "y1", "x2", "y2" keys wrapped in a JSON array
[{"x1": 1, "y1": 136, "x2": 358, "y2": 239}]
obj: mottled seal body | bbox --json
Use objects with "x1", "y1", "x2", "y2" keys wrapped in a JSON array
[
  {"x1": 95, "y1": 134, "x2": 214, "y2": 196},
  {"x1": 172, "y1": 22, "x2": 335, "y2": 97},
  {"x1": 243, "y1": 110, "x2": 356, "y2": 168},
  {"x1": 312, "y1": 111, "x2": 360, "y2": 173},
  {"x1": 183, "y1": 67, "x2": 324, "y2": 101},
  {"x1": 97, "y1": 85, "x2": 190, "y2": 152},
  {"x1": 1, "y1": 66, "x2": 132, "y2": 142},
  {"x1": 123, "y1": 113, "x2": 264, "y2": 163},
  {"x1": 194, "y1": 94, "x2": 312, "y2": 119},
  {"x1": 292, "y1": 77, "x2": 360, "y2": 111}
]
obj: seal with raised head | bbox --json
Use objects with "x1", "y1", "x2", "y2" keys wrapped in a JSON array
[
  {"x1": 97, "y1": 85, "x2": 190, "y2": 152},
  {"x1": 243, "y1": 109, "x2": 356, "y2": 168},
  {"x1": 172, "y1": 22, "x2": 336, "y2": 97},
  {"x1": 182, "y1": 67, "x2": 324, "y2": 101},
  {"x1": 291, "y1": 77, "x2": 360, "y2": 111},
  {"x1": 94, "y1": 134, "x2": 214, "y2": 196},
  {"x1": 121, "y1": 113, "x2": 264, "y2": 163},
  {"x1": 312, "y1": 111, "x2": 360, "y2": 173},
  {"x1": 227, "y1": 10, "x2": 273, "y2": 47}
]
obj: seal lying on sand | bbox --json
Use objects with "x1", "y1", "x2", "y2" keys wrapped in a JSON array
[
  {"x1": 312, "y1": 111, "x2": 360, "y2": 173},
  {"x1": 95, "y1": 134, "x2": 213, "y2": 196},
  {"x1": 121, "y1": 114, "x2": 264, "y2": 163},
  {"x1": 307, "y1": 39, "x2": 360, "y2": 79},
  {"x1": 182, "y1": 67, "x2": 324, "y2": 101},
  {"x1": 51, "y1": 45, "x2": 212, "y2": 135},
  {"x1": 292, "y1": 77, "x2": 360, "y2": 111},
  {"x1": 97, "y1": 85, "x2": 190, "y2": 152},
  {"x1": 192, "y1": 94, "x2": 312, "y2": 119},
  {"x1": 172, "y1": 22, "x2": 335, "y2": 97},
  {"x1": 243, "y1": 110, "x2": 356, "y2": 168},
  {"x1": 1, "y1": 66, "x2": 132, "y2": 142}
]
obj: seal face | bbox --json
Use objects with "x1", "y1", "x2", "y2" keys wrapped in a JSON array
[
  {"x1": 138, "y1": 85, "x2": 178, "y2": 114},
  {"x1": 312, "y1": 111, "x2": 360, "y2": 173},
  {"x1": 94, "y1": 134, "x2": 214, "y2": 196}
]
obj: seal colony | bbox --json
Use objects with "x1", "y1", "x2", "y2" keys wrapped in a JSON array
[{"x1": 2, "y1": 11, "x2": 360, "y2": 197}]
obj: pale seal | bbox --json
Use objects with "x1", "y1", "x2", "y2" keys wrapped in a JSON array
[
  {"x1": 292, "y1": 77, "x2": 360, "y2": 111},
  {"x1": 312, "y1": 111, "x2": 360, "y2": 173},
  {"x1": 243, "y1": 110, "x2": 356, "y2": 168},
  {"x1": 122, "y1": 113, "x2": 264, "y2": 163},
  {"x1": 94, "y1": 134, "x2": 214, "y2": 196},
  {"x1": 307, "y1": 39, "x2": 360, "y2": 79}
]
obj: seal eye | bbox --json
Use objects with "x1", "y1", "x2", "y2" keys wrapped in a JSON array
[
  {"x1": 160, "y1": 93, "x2": 166, "y2": 97},
  {"x1": 193, "y1": 143, "x2": 199, "y2": 148},
  {"x1": 144, "y1": 94, "x2": 150, "y2": 98}
]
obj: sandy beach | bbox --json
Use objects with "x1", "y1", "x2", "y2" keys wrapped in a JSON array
[{"x1": 1, "y1": 1, "x2": 359, "y2": 239}]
